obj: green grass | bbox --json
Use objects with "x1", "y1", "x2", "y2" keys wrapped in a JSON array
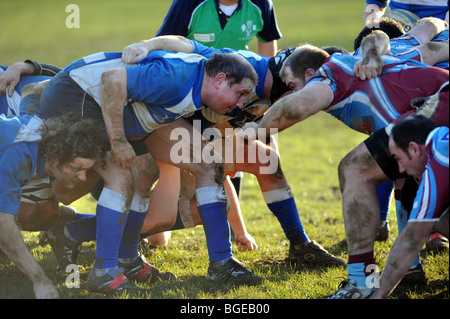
[{"x1": 1, "y1": 0, "x2": 448, "y2": 301}]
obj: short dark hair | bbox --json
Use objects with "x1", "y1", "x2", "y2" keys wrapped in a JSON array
[
  {"x1": 354, "y1": 17, "x2": 405, "y2": 51},
  {"x1": 38, "y1": 113, "x2": 109, "y2": 167},
  {"x1": 321, "y1": 46, "x2": 350, "y2": 55},
  {"x1": 391, "y1": 115, "x2": 437, "y2": 153},
  {"x1": 204, "y1": 52, "x2": 258, "y2": 87},
  {"x1": 280, "y1": 44, "x2": 329, "y2": 81}
]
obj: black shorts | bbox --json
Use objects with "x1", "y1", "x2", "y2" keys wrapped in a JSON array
[
  {"x1": 363, "y1": 128, "x2": 407, "y2": 181},
  {"x1": 39, "y1": 71, "x2": 148, "y2": 156}
]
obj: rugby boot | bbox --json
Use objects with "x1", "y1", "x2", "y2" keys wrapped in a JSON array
[
  {"x1": 375, "y1": 221, "x2": 390, "y2": 242},
  {"x1": 86, "y1": 267, "x2": 149, "y2": 298},
  {"x1": 46, "y1": 224, "x2": 81, "y2": 271},
  {"x1": 426, "y1": 233, "x2": 449, "y2": 253},
  {"x1": 119, "y1": 254, "x2": 177, "y2": 284},
  {"x1": 399, "y1": 263, "x2": 427, "y2": 285},
  {"x1": 288, "y1": 240, "x2": 346, "y2": 267},
  {"x1": 207, "y1": 257, "x2": 264, "y2": 285},
  {"x1": 326, "y1": 279, "x2": 374, "y2": 299}
]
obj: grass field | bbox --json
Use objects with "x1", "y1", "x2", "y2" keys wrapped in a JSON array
[{"x1": 1, "y1": 0, "x2": 448, "y2": 302}]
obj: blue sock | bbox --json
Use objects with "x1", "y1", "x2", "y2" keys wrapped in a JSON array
[
  {"x1": 263, "y1": 187, "x2": 309, "y2": 245},
  {"x1": 94, "y1": 188, "x2": 128, "y2": 272},
  {"x1": 395, "y1": 199, "x2": 421, "y2": 268},
  {"x1": 377, "y1": 181, "x2": 393, "y2": 222},
  {"x1": 65, "y1": 215, "x2": 97, "y2": 243},
  {"x1": 118, "y1": 194, "x2": 149, "y2": 260},
  {"x1": 196, "y1": 186, "x2": 232, "y2": 264}
]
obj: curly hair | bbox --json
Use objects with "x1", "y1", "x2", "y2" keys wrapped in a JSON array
[{"x1": 38, "y1": 113, "x2": 109, "y2": 167}]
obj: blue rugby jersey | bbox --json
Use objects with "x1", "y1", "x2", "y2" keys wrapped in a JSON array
[
  {"x1": 0, "y1": 66, "x2": 50, "y2": 116},
  {"x1": 409, "y1": 126, "x2": 449, "y2": 222},
  {"x1": 366, "y1": 0, "x2": 449, "y2": 20},
  {"x1": 0, "y1": 114, "x2": 45, "y2": 215},
  {"x1": 63, "y1": 51, "x2": 206, "y2": 139},
  {"x1": 309, "y1": 53, "x2": 449, "y2": 134}
]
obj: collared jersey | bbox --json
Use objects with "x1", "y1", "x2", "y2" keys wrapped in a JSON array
[
  {"x1": 156, "y1": 0, "x2": 281, "y2": 50},
  {"x1": 0, "y1": 66, "x2": 50, "y2": 116},
  {"x1": 309, "y1": 53, "x2": 449, "y2": 134},
  {"x1": 0, "y1": 114, "x2": 46, "y2": 215},
  {"x1": 366, "y1": 0, "x2": 449, "y2": 20},
  {"x1": 409, "y1": 126, "x2": 449, "y2": 222},
  {"x1": 63, "y1": 51, "x2": 205, "y2": 139}
]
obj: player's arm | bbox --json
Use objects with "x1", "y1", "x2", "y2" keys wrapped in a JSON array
[
  {"x1": 256, "y1": 82, "x2": 333, "y2": 134},
  {"x1": 408, "y1": 17, "x2": 448, "y2": 44},
  {"x1": 353, "y1": 30, "x2": 389, "y2": 80},
  {"x1": 100, "y1": 68, "x2": 136, "y2": 168},
  {"x1": 371, "y1": 220, "x2": 435, "y2": 298},
  {"x1": 417, "y1": 42, "x2": 449, "y2": 66},
  {"x1": 0, "y1": 212, "x2": 59, "y2": 298},
  {"x1": 0, "y1": 60, "x2": 61, "y2": 96},
  {"x1": 122, "y1": 36, "x2": 194, "y2": 64},
  {"x1": 257, "y1": 39, "x2": 277, "y2": 57}
]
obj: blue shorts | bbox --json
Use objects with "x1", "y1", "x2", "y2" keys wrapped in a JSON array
[{"x1": 40, "y1": 72, "x2": 148, "y2": 155}]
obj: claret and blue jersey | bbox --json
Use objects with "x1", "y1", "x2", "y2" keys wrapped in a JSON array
[
  {"x1": 309, "y1": 53, "x2": 449, "y2": 134},
  {"x1": 409, "y1": 126, "x2": 449, "y2": 222}
]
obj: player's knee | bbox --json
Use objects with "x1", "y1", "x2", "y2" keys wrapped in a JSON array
[{"x1": 137, "y1": 155, "x2": 160, "y2": 197}]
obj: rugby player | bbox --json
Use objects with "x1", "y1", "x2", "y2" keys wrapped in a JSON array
[{"x1": 0, "y1": 113, "x2": 108, "y2": 298}]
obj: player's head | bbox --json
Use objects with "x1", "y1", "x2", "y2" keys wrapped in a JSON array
[
  {"x1": 389, "y1": 115, "x2": 437, "y2": 178},
  {"x1": 204, "y1": 52, "x2": 258, "y2": 88},
  {"x1": 38, "y1": 113, "x2": 109, "y2": 184},
  {"x1": 280, "y1": 44, "x2": 329, "y2": 91},
  {"x1": 354, "y1": 17, "x2": 405, "y2": 51},
  {"x1": 204, "y1": 53, "x2": 257, "y2": 114}
]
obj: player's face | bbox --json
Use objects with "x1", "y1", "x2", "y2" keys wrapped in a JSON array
[
  {"x1": 388, "y1": 137, "x2": 425, "y2": 179},
  {"x1": 49, "y1": 157, "x2": 97, "y2": 189},
  {"x1": 282, "y1": 66, "x2": 306, "y2": 92},
  {"x1": 211, "y1": 77, "x2": 255, "y2": 114}
]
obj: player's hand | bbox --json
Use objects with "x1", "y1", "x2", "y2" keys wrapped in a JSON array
[
  {"x1": 239, "y1": 122, "x2": 259, "y2": 141},
  {"x1": 354, "y1": 55, "x2": 384, "y2": 80},
  {"x1": 0, "y1": 63, "x2": 28, "y2": 96},
  {"x1": 111, "y1": 140, "x2": 137, "y2": 168},
  {"x1": 122, "y1": 42, "x2": 149, "y2": 64},
  {"x1": 236, "y1": 233, "x2": 258, "y2": 252}
]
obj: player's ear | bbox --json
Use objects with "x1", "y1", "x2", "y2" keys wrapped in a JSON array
[{"x1": 214, "y1": 72, "x2": 227, "y2": 88}]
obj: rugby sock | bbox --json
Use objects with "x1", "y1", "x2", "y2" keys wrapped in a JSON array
[
  {"x1": 347, "y1": 251, "x2": 377, "y2": 288},
  {"x1": 262, "y1": 187, "x2": 310, "y2": 245},
  {"x1": 118, "y1": 194, "x2": 150, "y2": 261},
  {"x1": 196, "y1": 185, "x2": 232, "y2": 264},
  {"x1": 377, "y1": 181, "x2": 393, "y2": 222},
  {"x1": 64, "y1": 215, "x2": 97, "y2": 243},
  {"x1": 395, "y1": 199, "x2": 421, "y2": 268},
  {"x1": 94, "y1": 188, "x2": 128, "y2": 274}
]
